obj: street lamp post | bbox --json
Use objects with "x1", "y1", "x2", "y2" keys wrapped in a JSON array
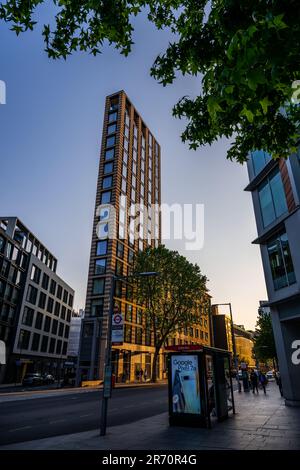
[
  {"x1": 211, "y1": 302, "x2": 241, "y2": 392},
  {"x1": 100, "y1": 271, "x2": 159, "y2": 437}
]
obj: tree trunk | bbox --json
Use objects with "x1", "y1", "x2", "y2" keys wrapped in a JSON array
[{"x1": 151, "y1": 346, "x2": 161, "y2": 383}]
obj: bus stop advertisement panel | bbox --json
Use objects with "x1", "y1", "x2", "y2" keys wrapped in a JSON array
[
  {"x1": 168, "y1": 352, "x2": 207, "y2": 427},
  {"x1": 167, "y1": 348, "x2": 234, "y2": 428}
]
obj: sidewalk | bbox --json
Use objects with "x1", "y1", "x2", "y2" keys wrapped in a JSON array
[
  {"x1": 0, "y1": 380, "x2": 167, "y2": 403},
  {"x1": 1, "y1": 382, "x2": 300, "y2": 450}
]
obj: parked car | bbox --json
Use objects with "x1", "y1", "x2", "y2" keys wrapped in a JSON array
[
  {"x1": 22, "y1": 373, "x2": 43, "y2": 386},
  {"x1": 42, "y1": 374, "x2": 55, "y2": 385}
]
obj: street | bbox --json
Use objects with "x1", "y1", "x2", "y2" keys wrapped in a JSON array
[{"x1": 0, "y1": 384, "x2": 168, "y2": 446}]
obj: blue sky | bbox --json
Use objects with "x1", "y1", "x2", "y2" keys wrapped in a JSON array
[{"x1": 0, "y1": 7, "x2": 267, "y2": 328}]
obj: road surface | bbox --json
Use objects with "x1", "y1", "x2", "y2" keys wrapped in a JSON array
[{"x1": 0, "y1": 384, "x2": 168, "y2": 446}]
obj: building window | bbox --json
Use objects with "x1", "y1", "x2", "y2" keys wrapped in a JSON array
[
  {"x1": 137, "y1": 308, "x2": 143, "y2": 324},
  {"x1": 41, "y1": 335, "x2": 48, "y2": 353},
  {"x1": 35, "y1": 312, "x2": 43, "y2": 330},
  {"x1": 30, "y1": 265, "x2": 41, "y2": 284},
  {"x1": 0, "y1": 236, "x2": 5, "y2": 253},
  {"x1": 58, "y1": 322, "x2": 64, "y2": 337},
  {"x1": 95, "y1": 258, "x2": 106, "y2": 275},
  {"x1": 106, "y1": 136, "x2": 116, "y2": 148},
  {"x1": 54, "y1": 301, "x2": 60, "y2": 316},
  {"x1": 64, "y1": 325, "x2": 70, "y2": 339},
  {"x1": 102, "y1": 176, "x2": 113, "y2": 189},
  {"x1": 126, "y1": 304, "x2": 133, "y2": 322},
  {"x1": 93, "y1": 279, "x2": 105, "y2": 295},
  {"x1": 26, "y1": 285, "x2": 38, "y2": 305},
  {"x1": 52, "y1": 319, "x2": 58, "y2": 335},
  {"x1": 46, "y1": 297, "x2": 53, "y2": 313},
  {"x1": 117, "y1": 242, "x2": 124, "y2": 259},
  {"x1": 125, "y1": 325, "x2": 132, "y2": 343},
  {"x1": 56, "y1": 284, "x2": 62, "y2": 300},
  {"x1": 56, "y1": 339, "x2": 62, "y2": 355},
  {"x1": 22, "y1": 307, "x2": 34, "y2": 326},
  {"x1": 115, "y1": 259, "x2": 123, "y2": 276},
  {"x1": 96, "y1": 240, "x2": 108, "y2": 256},
  {"x1": 18, "y1": 329, "x2": 30, "y2": 350},
  {"x1": 61, "y1": 305, "x2": 66, "y2": 320},
  {"x1": 104, "y1": 162, "x2": 113, "y2": 174},
  {"x1": 31, "y1": 333, "x2": 40, "y2": 351},
  {"x1": 49, "y1": 338, "x2": 56, "y2": 354},
  {"x1": 107, "y1": 123, "x2": 117, "y2": 135},
  {"x1": 258, "y1": 167, "x2": 288, "y2": 227},
  {"x1": 108, "y1": 111, "x2": 117, "y2": 123},
  {"x1": 105, "y1": 148, "x2": 115, "y2": 161},
  {"x1": 44, "y1": 315, "x2": 51, "y2": 333},
  {"x1": 39, "y1": 292, "x2": 47, "y2": 310},
  {"x1": 101, "y1": 191, "x2": 111, "y2": 204},
  {"x1": 91, "y1": 298, "x2": 104, "y2": 317},
  {"x1": 251, "y1": 150, "x2": 272, "y2": 176},
  {"x1": 67, "y1": 310, "x2": 71, "y2": 322},
  {"x1": 267, "y1": 232, "x2": 296, "y2": 290},
  {"x1": 136, "y1": 327, "x2": 143, "y2": 345},
  {"x1": 50, "y1": 279, "x2": 57, "y2": 295},
  {"x1": 42, "y1": 273, "x2": 49, "y2": 290},
  {"x1": 68, "y1": 294, "x2": 73, "y2": 308},
  {"x1": 62, "y1": 342, "x2": 68, "y2": 355},
  {"x1": 63, "y1": 289, "x2": 68, "y2": 304}
]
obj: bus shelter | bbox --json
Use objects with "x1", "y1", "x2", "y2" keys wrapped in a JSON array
[{"x1": 166, "y1": 345, "x2": 235, "y2": 428}]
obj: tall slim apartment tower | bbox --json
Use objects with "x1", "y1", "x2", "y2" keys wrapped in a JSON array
[{"x1": 78, "y1": 91, "x2": 161, "y2": 382}]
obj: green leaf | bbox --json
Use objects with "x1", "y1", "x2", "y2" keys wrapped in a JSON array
[
  {"x1": 259, "y1": 97, "x2": 272, "y2": 114},
  {"x1": 240, "y1": 106, "x2": 254, "y2": 123},
  {"x1": 207, "y1": 96, "x2": 223, "y2": 120}
]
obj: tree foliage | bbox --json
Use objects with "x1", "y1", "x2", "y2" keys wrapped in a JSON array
[
  {"x1": 253, "y1": 310, "x2": 277, "y2": 363},
  {"x1": 134, "y1": 245, "x2": 208, "y2": 381},
  {"x1": 1, "y1": 1, "x2": 300, "y2": 162}
]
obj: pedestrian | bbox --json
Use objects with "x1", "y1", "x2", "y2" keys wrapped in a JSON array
[
  {"x1": 275, "y1": 370, "x2": 283, "y2": 396},
  {"x1": 259, "y1": 371, "x2": 267, "y2": 394},
  {"x1": 250, "y1": 369, "x2": 259, "y2": 394},
  {"x1": 242, "y1": 370, "x2": 250, "y2": 392},
  {"x1": 144, "y1": 369, "x2": 148, "y2": 382},
  {"x1": 139, "y1": 369, "x2": 143, "y2": 382}
]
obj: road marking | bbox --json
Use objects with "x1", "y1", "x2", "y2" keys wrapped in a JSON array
[
  {"x1": 79, "y1": 414, "x2": 93, "y2": 418},
  {"x1": 49, "y1": 419, "x2": 66, "y2": 424},
  {"x1": 8, "y1": 426, "x2": 32, "y2": 433}
]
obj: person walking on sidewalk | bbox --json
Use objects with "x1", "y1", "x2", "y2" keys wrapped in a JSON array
[
  {"x1": 250, "y1": 369, "x2": 259, "y2": 394},
  {"x1": 259, "y1": 371, "x2": 267, "y2": 394}
]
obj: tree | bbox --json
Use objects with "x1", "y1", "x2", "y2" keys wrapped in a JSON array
[
  {"x1": 253, "y1": 310, "x2": 277, "y2": 364},
  {"x1": 133, "y1": 245, "x2": 208, "y2": 382},
  {"x1": 1, "y1": 1, "x2": 300, "y2": 162}
]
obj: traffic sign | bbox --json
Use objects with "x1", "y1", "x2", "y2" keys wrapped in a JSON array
[{"x1": 112, "y1": 312, "x2": 124, "y2": 345}]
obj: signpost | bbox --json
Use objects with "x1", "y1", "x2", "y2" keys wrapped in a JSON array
[{"x1": 112, "y1": 307, "x2": 124, "y2": 346}]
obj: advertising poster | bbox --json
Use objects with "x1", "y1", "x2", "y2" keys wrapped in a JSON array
[{"x1": 171, "y1": 355, "x2": 201, "y2": 415}]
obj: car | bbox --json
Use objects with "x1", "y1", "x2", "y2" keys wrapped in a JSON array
[
  {"x1": 266, "y1": 371, "x2": 274, "y2": 380},
  {"x1": 42, "y1": 374, "x2": 55, "y2": 385},
  {"x1": 22, "y1": 373, "x2": 43, "y2": 386}
]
